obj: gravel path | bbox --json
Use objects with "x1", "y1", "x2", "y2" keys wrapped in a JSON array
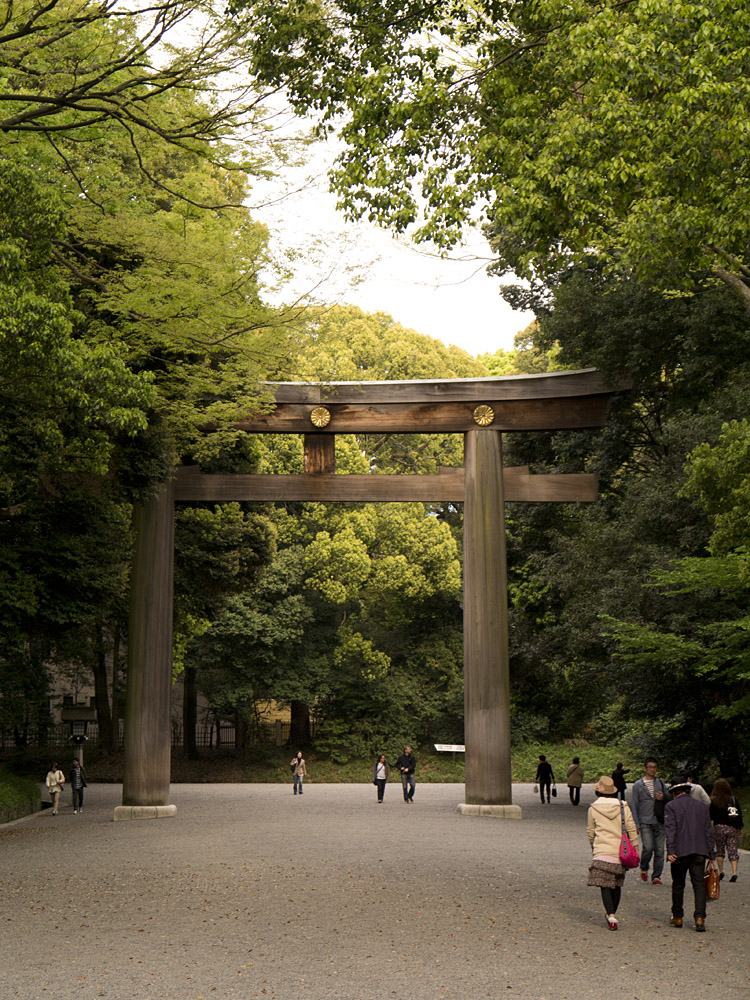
[{"x1": 1, "y1": 782, "x2": 748, "y2": 999}]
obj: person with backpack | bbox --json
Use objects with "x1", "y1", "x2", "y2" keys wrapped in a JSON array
[
  {"x1": 709, "y1": 778, "x2": 744, "y2": 882},
  {"x1": 630, "y1": 757, "x2": 672, "y2": 884}
]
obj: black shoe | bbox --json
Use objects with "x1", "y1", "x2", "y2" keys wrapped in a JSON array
[
  {"x1": 719, "y1": 872, "x2": 725, "y2": 880},
  {"x1": 729, "y1": 874, "x2": 738, "y2": 882},
  {"x1": 695, "y1": 918, "x2": 706, "y2": 932}
]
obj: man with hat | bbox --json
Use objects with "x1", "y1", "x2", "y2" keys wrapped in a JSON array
[{"x1": 664, "y1": 773, "x2": 717, "y2": 932}]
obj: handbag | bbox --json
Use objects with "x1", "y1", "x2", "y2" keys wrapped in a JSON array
[
  {"x1": 533, "y1": 783, "x2": 538, "y2": 794},
  {"x1": 619, "y1": 800, "x2": 640, "y2": 869},
  {"x1": 551, "y1": 784, "x2": 557, "y2": 798},
  {"x1": 705, "y1": 861, "x2": 720, "y2": 900}
]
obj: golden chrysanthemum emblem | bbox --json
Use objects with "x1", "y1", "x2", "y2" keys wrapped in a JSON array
[
  {"x1": 310, "y1": 406, "x2": 331, "y2": 428},
  {"x1": 473, "y1": 404, "x2": 495, "y2": 426}
]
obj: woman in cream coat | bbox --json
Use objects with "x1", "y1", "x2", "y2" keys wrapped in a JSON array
[{"x1": 587, "y1": 775, "x2": 639, "y2": 930}]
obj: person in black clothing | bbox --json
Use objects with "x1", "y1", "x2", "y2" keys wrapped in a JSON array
[
  {"x1": 535, "y1": 754, "x2": 555, "y2": 804},
  {"x1": 395, "y1": 745, "x2": 416, "y2": 803},
  {"x1": 709, "y1": 778, "x2": 744, "y2": 882},
  {"x1": 70, "y1": 758, "x2": 87, "y2": 814},
  {"x1": 611, "y1": 763, "x2": 630, "y2": 801}
]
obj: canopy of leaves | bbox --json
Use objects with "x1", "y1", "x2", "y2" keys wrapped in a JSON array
[{"x1": 239, "y1": 0, "x2": 750, "y2": 307}]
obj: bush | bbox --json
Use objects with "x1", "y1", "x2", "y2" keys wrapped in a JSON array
[{"x1": 0, "y1": 768, "x2": 41, "y2": 823}]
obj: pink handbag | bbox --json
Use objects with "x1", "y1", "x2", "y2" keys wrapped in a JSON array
[{"x1": 619, "y1": 800, "x2": 640, "y2": 869}]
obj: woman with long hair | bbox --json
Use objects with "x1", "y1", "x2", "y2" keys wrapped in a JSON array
[
  {"x1": 709, "y1": 778, "x2": 744, "y2": 882},
  {"x1": 372, "y1": 754, "x2": 391, "y2": 803},
  {"x1": 587, "y1": 775, "x2": 639, "y2": 930}
]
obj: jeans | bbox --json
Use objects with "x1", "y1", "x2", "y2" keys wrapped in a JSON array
[
  {"x1": 376, "y1": 778, "x2": 386, "y2": 802},
  {"x1": 72, "y1": 787, "x2": 84, "y2": 810},
  {"x1": 293, "y1": 774, "x2": 303, "y2": 794},
  {"x1": 401, "y1": 772, "x2": 415, "y2": 801},
  {"x1": 639, "y1": 822, "x2": 666, "y2": 879},
  {"x1": 670, "y1": 854, "x2": 707, "y2": 920},
  {"x1": 568, "y1": 786, "x2": 580, "y2": 805}
]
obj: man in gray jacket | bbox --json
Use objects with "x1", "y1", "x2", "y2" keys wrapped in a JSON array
[
  {"x1": 665, "y1": 774, "x2": 716, "y2": 932},
  {"x1": 630, "y1": 757, "x2": 672, "y2": 885}
]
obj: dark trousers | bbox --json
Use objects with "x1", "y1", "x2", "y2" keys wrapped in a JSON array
[
  {"x1": 539, "y1": 781, "x2": 551, "y2": 803},
  {"x1": 670, "y1": 854, "x2": 707, "y2": 920},
  {"x1": 72, "y1": 786, "x2": 84, "y2": 810},
  {"x1": 568, "y1": 786, "x2": 580, "y2": 805},
  {"x1": 376, "y1": 778, "x2": 386, "y2": 802},
  {"x1": 600, "y1": 886, "x2": 621, "y2": 914}
]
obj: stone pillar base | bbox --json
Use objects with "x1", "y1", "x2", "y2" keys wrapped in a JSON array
[
  {"x1": 457, "y1": 803, "x2": 522, "y2": 819},
  {"x1": 113, "y1": 804, "x2": 177, "y2": 822}
]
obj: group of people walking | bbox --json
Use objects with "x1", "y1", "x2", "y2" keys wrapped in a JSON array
[
  {"x1": 371, "y1": 746, "x2": 417, "y2": 803},
  {"x1": 584, "y1": 757, "x2": 744, "y2": 932},
  {"x1": 290, "y1": 745, "x2": 418, "y2": 804},
  {"x1": 44, "y1": 759, "x2": 88, "y2": 814}
]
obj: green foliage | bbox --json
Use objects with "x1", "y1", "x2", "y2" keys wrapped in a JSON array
[
  {"x1": 240, "y1": 0, "x2": 750, "y2": 307},
  {"x1": 0, "y1": 768, "x2": 41, "y2": 823}
]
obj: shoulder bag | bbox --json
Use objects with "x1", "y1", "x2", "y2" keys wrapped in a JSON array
[
  {"x1": 619, "y1": 800, "x2": 640, "y2": 869},
  {"x1": 653, "y1": 779, "x2": 666, "y2": 823}
]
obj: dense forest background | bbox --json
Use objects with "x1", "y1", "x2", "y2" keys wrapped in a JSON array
[{"x1": 2, "y1": 0, "x2": 750, "y2": 784}]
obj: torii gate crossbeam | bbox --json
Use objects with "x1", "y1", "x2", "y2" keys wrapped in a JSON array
[{"x1": 114, "y1": 370, "x2": 622, "y2": 821}]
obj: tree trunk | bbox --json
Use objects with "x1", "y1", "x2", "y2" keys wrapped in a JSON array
[
  {"x1": 290, "y1": 700, "x2": 310, "y2": 747},
  {"x1": 183, "y1": 664, "x2": 199, "y2": 760},
  {"x1": 93, "y1": 624, "x2": 115, "y2": 752},
  {"x1": 110, "y1": 625, "x2": 123, "y2": 751},
  {"x1": 714, "y1": 265, "x2": 750, "y2": 311}
]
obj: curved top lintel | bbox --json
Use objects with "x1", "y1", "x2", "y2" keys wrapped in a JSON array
[{"x1": 266, "y1": 369, "x2": 628, "y2": 405}]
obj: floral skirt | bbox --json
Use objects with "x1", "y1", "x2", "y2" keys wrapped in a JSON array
[{"x1": 587, "y1": 859, "x2": 626, "y2": 889}]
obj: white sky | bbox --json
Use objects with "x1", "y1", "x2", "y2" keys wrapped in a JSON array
[{"x1": 248, "y1": 143, "x2": 534, "y2": 360}]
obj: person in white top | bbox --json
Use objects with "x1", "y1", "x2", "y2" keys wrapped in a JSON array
[
  {"x1": 687, "y1": 777, "x2": 710, "y2": 806},
  {"x1": 45, "y1": 763, "x2": 65, "y2": 815},
  {"x1": 372, "y1": 754, "x2": 391, "y2": 803}
]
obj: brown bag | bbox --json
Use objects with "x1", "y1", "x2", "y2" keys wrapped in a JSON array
[{"x1": 704, "y1": 861, "x2": 720, "y2": 900}]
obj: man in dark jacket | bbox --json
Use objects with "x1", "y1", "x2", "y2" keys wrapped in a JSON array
[
  {"x1": 665, "y1": 774, "x2": 717, "y2": 932},
  {"x1": 395, "y1": 746, "x2": 416, "y2": 803}
]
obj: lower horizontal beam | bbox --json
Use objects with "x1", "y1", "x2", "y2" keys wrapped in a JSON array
[{"x1": 173, "y1": 470, "x2": 598, "y2": 503}]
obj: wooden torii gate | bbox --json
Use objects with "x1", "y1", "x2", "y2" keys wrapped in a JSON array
[{"x1": 113, "y1": 369, "x2": 618, "y2": 821}]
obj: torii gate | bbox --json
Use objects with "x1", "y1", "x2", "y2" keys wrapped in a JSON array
[{"x1": 113, "y1": 369, "x2": 619, "y2": 821}]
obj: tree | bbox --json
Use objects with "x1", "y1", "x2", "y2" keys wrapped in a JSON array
[
  {"x1": 240, "y1": 0, "x2": 750, "y2": 308},
  {"x1": 0, "y1": 0, "x2": 278, "y2": 169}
]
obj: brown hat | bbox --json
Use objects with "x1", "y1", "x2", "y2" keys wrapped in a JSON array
[{"x1": 593, "y1": 775, "x2": 617, "y2": 796}]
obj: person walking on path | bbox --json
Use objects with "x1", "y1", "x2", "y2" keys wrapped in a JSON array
[
  {"x1": 688, "y1": 776, "x2": 710, "y2": 806},
  {"x1": 665, "y1": 774, "x2": 717, "y2": 932},
  {"x1": 372, "y1": 754, "x2": 391, "y2": 803},
  {"x1": 70, "y1": 758, "x2": 87, "y2": 814},
  {"x1": 395, "y1": 745, "x2": 416, "y2": 803},
  {"x1": 611, "y1": 763, "x2": 629, "y2": 801},
  {"x1": 45, "y1": 763, "x2": 65, "y2": 815},
  {"x1": 630, "y1": 757, "x2": 671, "y2": 885},
  {"x1": 535, "y1": 754, "x2": 555, "y2": 804},
  {"x1": 709, "y1": 778, "x2": 744, "y2": 883},
  {"x1": 290, "y1": 751, "x2": 307, "y2": 795},
  {"x1": 566, "y1": 757, "x2": 584, "y2": 806},
  {"x1": 587, "y1": 775, "x2": 639, "y2": 931}
]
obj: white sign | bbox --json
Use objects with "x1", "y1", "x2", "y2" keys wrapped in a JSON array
[{"x1": 434, "y1": 744, "x2": 465, "y2": 753}]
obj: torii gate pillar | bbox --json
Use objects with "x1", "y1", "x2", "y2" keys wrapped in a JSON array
[
  {"x1": 114, "y1": 482, "x2": 177, "y2": 821},
  {"x1": 458, "y1": 429, "x2": 520, "y2": 817}
]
